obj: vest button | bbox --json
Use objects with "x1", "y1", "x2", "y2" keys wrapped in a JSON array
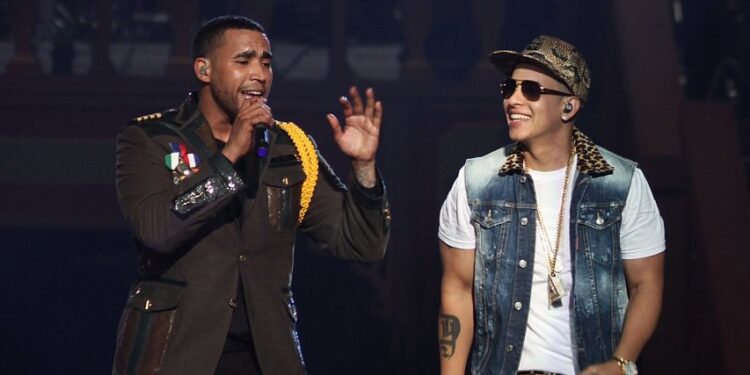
[
  {"x1": 514, "y1": 302, "x2": 522, "y2": 310},
  {"x1": 520, "y1": 217, "x2": 528, "y2": 225},
  {"x1": 505, "y1": 344, "x2": 514, "y2": 352},
  {"x1": 238, "y1": 254, "x2": 247, "y2": 262},
  {"x1": 228, "y1": 298, "x2": 238, "y2": 309},
  {"x1": 596, "y1": 213, "x2": 605, "y2": 225},
  {"x1": 520, "y1": 175, "x2": 527, "y2": 183},
  {"x1": 518, "y1": 259, "x2": 527, "y2": 268}
]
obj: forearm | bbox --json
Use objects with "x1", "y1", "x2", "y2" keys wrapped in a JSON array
[
  {"x1": 301, "y1": 168, "x2": 389, "y2": 261},
  {"x1": 117, "y1": 127, "x2": 244, "y2": 253},
  {"x1": 351, "y1": 159, "x2": 376, "y2": 188},
  {"x1": 439, "y1": 288, "x2": 474, "y2": 374},
  {"x1": 614, "y1": 275, "x2": 663, "y2": 360},
  {"x1": 123, "y1": 181, "x2": 239, "y2": 253}
]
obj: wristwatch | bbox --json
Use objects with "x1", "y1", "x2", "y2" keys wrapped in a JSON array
[{"x1": 612, "y1": 356, "x2": 638, "y2": 375}]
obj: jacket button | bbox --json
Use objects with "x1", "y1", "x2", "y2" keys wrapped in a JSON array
[
  {"x1": 505, "y1": 344, "x2": 514, "y2": 352},
  {"x1": 518, "y1": 259, "x2": 527, "y2": 268},
  {"x1": 228, "y1": 298, "x2": 237, "y2": 309},
  {"x1": 520, "y1": 175, "x2": 527, "y2": 183},
  {"x1": 383, "y1": 207, "x2": 392, "y2": 221},
  {"x1": 514, "y1": 302, "x2": 522, "y2": 311},
  {"x1": 238, "y1": 254, "x2": 247, "y2": 262},
  {"x1": 520, "y1": 217, "x2": 528, "y2": 225}
]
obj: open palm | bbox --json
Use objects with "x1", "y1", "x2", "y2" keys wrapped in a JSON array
[{"x1": 326, "y1": 86, "x2": 383, "y2": 162}]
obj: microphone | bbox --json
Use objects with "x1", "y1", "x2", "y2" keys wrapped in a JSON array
[
  {"x1": 255, "y1": 123, "x2": 271, "y2": 159},
  {"x1": 255, "y1": 125, "x2": 270, "y2": 158},
  {"x1": 255, "y1": 124, "x2": 270, "y2": 158}
]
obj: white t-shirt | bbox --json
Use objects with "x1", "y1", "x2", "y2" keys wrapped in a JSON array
[{"x1": 438, "y1": 159, "x2": 665, "y2": 374}]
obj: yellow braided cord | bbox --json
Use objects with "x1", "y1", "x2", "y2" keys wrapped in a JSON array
[{"x1": 278, "y1": 122, "x2": 318, "y2": 223}]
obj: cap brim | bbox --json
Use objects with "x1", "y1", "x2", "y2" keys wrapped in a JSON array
[{"x1": 488, "y1": 50, "x2": 560, "y2": 81}]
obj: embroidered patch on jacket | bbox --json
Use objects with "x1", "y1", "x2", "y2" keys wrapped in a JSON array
[{"x1": 164, "y1": 142, "x2": 201, "y2": 184}]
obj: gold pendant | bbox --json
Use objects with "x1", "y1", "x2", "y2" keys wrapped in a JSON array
[{"x1": 548, "y1": 273, "x2": 565, "y2": 307}]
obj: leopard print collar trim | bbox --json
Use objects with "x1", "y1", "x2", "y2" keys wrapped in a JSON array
[
  {"x1": 572, "y1": 129, "x2": 614, "y2": 175},
  {"x1": 499, "y1": 127, "x2": 614, "y2": 175}
]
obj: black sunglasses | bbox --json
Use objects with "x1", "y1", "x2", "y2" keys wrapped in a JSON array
[{"x1": 499, "y1": 79, "x2": 573, "y2": 101}]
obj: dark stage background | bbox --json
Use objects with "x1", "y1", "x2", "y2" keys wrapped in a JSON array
[{"x1": 1, "y1": 1, "x2": 749, "y2": 374}]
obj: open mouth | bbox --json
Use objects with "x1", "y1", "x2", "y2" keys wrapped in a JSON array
[
  {"x1": 241, "y1": 90, "x2": 264, "y2": 100},
  {"x1": 509, "y1": 113, "x2": 531, "y2": 121}
]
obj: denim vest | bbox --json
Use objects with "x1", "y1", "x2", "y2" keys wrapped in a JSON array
[{"x1": 464, "y1": 145, "x2": 635, "y2": 375}]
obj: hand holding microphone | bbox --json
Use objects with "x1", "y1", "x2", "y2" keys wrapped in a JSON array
[{"x1": 221, "y1": 97, "x2": 273, "y2": 164}]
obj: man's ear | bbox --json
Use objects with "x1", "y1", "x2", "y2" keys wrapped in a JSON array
[
  {"x1": 561, "y1": 97, "x2": 582, "y2": 122},
  {"x1": 194, "y1": 58, "x2": 210, "y2": 84}
]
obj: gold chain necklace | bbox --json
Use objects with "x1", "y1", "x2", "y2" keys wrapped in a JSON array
[{"x1": 524, "y1": 147, "x2": 576, "y2": 306}]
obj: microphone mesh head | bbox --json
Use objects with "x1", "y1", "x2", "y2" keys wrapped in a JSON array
[{"x1": 257, "y1": 147, "x2": 269, "y2": 158}]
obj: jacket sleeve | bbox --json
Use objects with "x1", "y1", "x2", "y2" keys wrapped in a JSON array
[
  {"x1": 115, "y1": 124, "x2": 245, "y2": 253},
  {"x1": 299, "y1": 150, "x2": 391, "y2": 261}
]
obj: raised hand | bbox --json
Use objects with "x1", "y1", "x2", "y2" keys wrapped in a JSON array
[
  {"x1": 326, "y1": 86, "x2": 383, "y2": 187},
  {"x1": 327, "y1": 86, "x2": 383, "y2": 163}
]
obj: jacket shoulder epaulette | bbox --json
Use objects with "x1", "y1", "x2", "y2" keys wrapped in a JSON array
[
  {"x1": 129, "y1": 109, "x2": 179, "y2": 126},
  {"x1": 128, "y1": 109, "x2": 181, "y2": 137},
  {"x1": 130, "y1": 111, "x2": 163, "y2": 125}
]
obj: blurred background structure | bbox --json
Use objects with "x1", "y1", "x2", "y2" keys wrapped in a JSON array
[{"x1": 1, "y1": 0, "x2": 749, "y2": 373}]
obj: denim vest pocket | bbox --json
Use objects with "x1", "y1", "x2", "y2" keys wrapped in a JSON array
[
  {"x1": 470, "y1": 203, "x2": 512, "y2": 263},
  {"x1": 471, "y1": 204, "x2": 512, "y2": 227},
  {"x1": 469, "y1": 202, "x2": 512, "y2": 276},
  {"x1": 576, "y1": 203, "x2": 623, "y2": 265}
]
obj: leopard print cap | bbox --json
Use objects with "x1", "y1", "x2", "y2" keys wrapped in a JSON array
[{"x1": 490, "y1": 35, "x2": 591, "y2": 103}]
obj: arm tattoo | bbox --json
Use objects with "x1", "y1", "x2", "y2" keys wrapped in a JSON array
[
  {"x1": 439, "y1": 313, "x2": 461, "y2": 359},
  {"x1": 353, "y1": 163, "x2": 376, "y2": 188}
]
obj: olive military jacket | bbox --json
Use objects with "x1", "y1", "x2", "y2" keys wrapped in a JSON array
[{"x1": 112, "y1": 93, "x2": 391, "y2": 375}]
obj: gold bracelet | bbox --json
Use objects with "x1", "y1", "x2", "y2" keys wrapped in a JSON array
[{"x1": 612, "y1": 356, "x2": 631, "y2": 375}]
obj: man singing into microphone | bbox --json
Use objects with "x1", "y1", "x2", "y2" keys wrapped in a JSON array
[{"x1": 112, "y1": 15, "x2": 391, "y2": 375}]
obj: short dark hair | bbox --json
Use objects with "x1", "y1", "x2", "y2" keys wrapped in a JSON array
[{"x1": 192, "y1": 15, "x2": 265, "y2": 60}]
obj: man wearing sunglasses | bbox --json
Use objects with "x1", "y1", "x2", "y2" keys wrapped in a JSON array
[{"x1": 438, "y1": 36, "x2": 665, "y2": 375}]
